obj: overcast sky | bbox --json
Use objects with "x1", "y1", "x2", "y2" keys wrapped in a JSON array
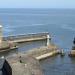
[{"x1": 0, "y1": 0, "x2": 75, "y2": 8}]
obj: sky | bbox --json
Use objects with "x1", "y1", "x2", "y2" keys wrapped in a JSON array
[{"x1": 0, "y1": 0, "x2": 75, "y2": 8}]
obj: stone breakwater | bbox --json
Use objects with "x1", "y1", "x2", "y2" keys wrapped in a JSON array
[
  {"x1": 5, "y1": 44, "x2": 59, "y2": 75},
  {"x1": 0, "y1": 32, "x2": 50, "y2": 53},
  {"x1": 25, "y1": 45, "x2": 59, "y2": 60},
  {"x1": 3, "y1": 32, "x2": 50, "y2": 43},
  {"x1": 6, "y1": 55, "x2": 44, "y2": 75}
]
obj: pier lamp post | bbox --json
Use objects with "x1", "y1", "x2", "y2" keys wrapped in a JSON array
[
  {"x1": 47, "y1": 34, "x2": 50, "y2": 46},
  {"x1": 0, "y1": 25, "x2": 2, "y2": 47}
]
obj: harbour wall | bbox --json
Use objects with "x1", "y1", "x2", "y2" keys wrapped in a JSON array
[
  {"x1": 19, "y1": 44, "x2": 59, "y2": 60},
  {"x1": 3, "y1": 32, "x2": 51, "y2": 43},
  {"x1": 0, "y1": 32, "x2": 60, "y2": 75},
  {"x1": 6, "y1": 45, "x2": 59, "y2": 75},
  {"x1": 0, "y1": 32, "x2": 51, "y2": 53}
]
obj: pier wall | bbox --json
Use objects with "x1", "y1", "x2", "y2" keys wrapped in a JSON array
[
  {"x1": 6, "y1": 44, "x2": 59, "y2": 75},
  {"x1": 3, "y1": 32, "x2": 51, "y2": 43},
  {"x1": 19, "y1": 44, "x2": 59, "y2": 60}
]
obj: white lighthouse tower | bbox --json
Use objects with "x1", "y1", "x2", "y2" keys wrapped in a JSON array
[
  {"x1": 0, "y1": 25, "x2": 3, "y2": 46},
  {"x1": 47, "y1": 34, "x2": 50, "y2": 46}
]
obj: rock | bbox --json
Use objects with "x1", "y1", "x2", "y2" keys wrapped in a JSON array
[{"x1": 0, "y1": 59, "x2": 12, "y2": 75}]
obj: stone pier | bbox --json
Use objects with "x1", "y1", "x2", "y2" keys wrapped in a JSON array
[{"x1": 6, "y1": 55, "x2": 44, "y2": 75}]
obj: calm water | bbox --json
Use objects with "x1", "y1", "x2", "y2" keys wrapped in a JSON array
[
  {"x1": 0, "y1": 40, "x2": 47, "y2": 57},
  {"x1": 40, "y1": 55, "x2": 75, "y2": 75},
  {"x1": 0, "y1": 8, "x2": 75, "y2": 75}
]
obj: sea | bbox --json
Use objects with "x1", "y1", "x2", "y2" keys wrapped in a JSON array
[
  {"x1": 0, "y1": 8, "x2": 75, "y2": 75},
  {"x1": 0, "y1": 8, "x2": 75, "y2": 50}
]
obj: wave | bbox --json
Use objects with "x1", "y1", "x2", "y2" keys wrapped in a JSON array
[
  {"x1": 0, "y1": 13, "x2": 49, "y2": 16},
  {"x1": 4, "y1": 24, "x2": 45, "y2": 29},
  {"x1": 28, "y1": 24, "x2": 45, "y2": 26},
  {"x1": 3, "y1": 29, "x2": 14, "y2": 32},
  {"x1": 61, "y1": 24, "x2": 75, "y2": 31},
  {"x1": 3, "y1": 23, "x2": 45, "y2": 32},
  {"x1": 3, "y1": 26, "x2": 14, "y2": 32}
]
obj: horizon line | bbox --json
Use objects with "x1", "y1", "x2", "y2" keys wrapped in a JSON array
[{"x1": 0, "y1": 8, "x2": 75, "y2": 9}]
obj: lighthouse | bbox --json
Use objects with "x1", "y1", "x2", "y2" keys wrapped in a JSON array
[
  {"x1": 47, "y1": 34, "x2": 50, "y2": 46},
  {"x1": 0, "y1": 25, "x2": 3, "y2": 46}
]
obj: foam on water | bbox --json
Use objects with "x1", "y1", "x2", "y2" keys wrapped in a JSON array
[
  {"x1": 3, "y1": 24, "x2": 45, "y2": 29},
  {"x1": 4, "y1": 28, "x2": 13, "y2": 32},
  {"x1": 61, "y1": 24, "x2": 75, "y2": 31},
  {"x1": 3, "y1": 25, "x2": 14, "y2": 33}
]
